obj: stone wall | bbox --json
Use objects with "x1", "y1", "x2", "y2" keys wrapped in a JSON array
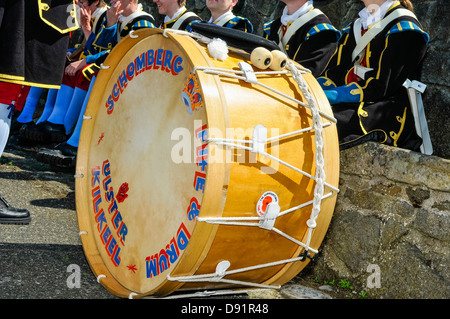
[{"x1": 309, "y1": 142, "x2": 450, "y2": 298}]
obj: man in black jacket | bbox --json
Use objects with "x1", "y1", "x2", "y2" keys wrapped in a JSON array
[
  {"x1": 0, "y1": 0, "x2": 78, "y2": 224},
  {"x1": 263, "y1": 0, "x2": 340, "y2": 77}
]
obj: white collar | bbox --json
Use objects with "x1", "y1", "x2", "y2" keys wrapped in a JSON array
[
  {"x1": 280, "y1": 0, "x2": 313, "y2": 26},
  {"x1": 208, "y1": 10, "x2": 234, "y2": 24},
  {"x1": 164, "y1": 6, "x2": 186, "y2": 23},
  {"x1": 119, "y1": 4, "x2": 142, "y2": 22},
  {"x1": 358, "y1": 0, "x2": 398, "y2": 29},
  {"x1": 91, "y1": 7, "x2": 105, "y2": 19}
]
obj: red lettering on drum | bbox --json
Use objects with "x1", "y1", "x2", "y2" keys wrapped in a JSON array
[
  {"x1": 95, "y1": 209, "x2": 107, "y2": 233},
  {"x1": 195, "y1": 124, "x2": 208, "y2": 172},
  {"x1": 90, "y1": 162, "x2": 130, "y2": 267},
  {"x1": 105, "y1": 49, "x2": 184, "y2": 115},
  {"x1": 126, "y1": 62, "x2": 135, "y2": 81},
  {"x1": 184, "y1": 124, "x2": 208, "y2": 222},
  {"x1": 171, "y1": 55, "x2": 183, "y2": 75},
  {"x1": 91, "y1": 166, "x2": 101, "y2": 188},
  {"x1": 92, "y1": 185, "x2": 102, "y2": 213},
  {"x1": 193, "y1": 171, "x2": 206, "y2": 193},
  {"x1": 144, "y1": 223, "x2": 191, "y2": 278},
  {"x1": 135, "y1": 54, "x2": 146, "y2": 76},
  {"x1": 187, "y1": 197, "x2": 201, "y2": 221}
]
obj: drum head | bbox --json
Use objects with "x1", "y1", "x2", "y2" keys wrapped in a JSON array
[{"x1": 76, "y1": 28, "x2": 216, "y2": 297}]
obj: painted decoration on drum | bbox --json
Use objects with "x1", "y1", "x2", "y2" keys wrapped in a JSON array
[
  {"x1": 188, "y1": 123, "x2": 208, "y2": 220},
  {"x1": 144, "y1": 123, "x2": 208, "y2": 278},
  {"x1": 181, "y1": 73, "x2": 204, "y2": 114},
  {"x1": 145, "y1": 223, "x2": 191, "y2": 279},
  {"x1": 105, "y1": 48, "x2": 184, "y2": 115},
  {"x1": 90, "y1": 160, "x2": 129, "y2": 267},
  {"x1": 256, "y1": 191, "x2": 279, "y2": 217}
]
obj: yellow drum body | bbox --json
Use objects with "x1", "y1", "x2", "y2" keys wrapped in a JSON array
[{"x1": 75, "y1": 28, "x2": 339, "y2": 298}]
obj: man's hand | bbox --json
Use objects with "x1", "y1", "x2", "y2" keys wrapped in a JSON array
[
  {"x1": 65, "y1": 59, "x2": 87, "y2": 77},
  {"x1": 106, "y1": 0, "x2": 123, "y2": 28}
]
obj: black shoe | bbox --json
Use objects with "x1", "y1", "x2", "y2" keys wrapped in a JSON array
[
  {"x1": 36, "y1": 142, "x2": 77, "y2": 167},
  {"x1": 0, "y1": 196, "x2": 31, "y2": 225},
  {"x1": 10, "y1": 115, "x2": 29, "y2": 135},
  {"x1": 20, "y1": 121, "x2": 67, "y2": 143}
]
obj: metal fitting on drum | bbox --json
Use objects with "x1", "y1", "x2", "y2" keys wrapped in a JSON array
[
  {"x1": 238, "y1": 62, "x2": 258, "y2": 84},
  {"x1": 211, "y1": 260, "x2": 231, "y2": 282},
  {"x1": 252, "y1": 124, "x2": 267, "y2": 154},
  {"x1": 259, "y1": 202, "x2": 280, "y2": 230}
]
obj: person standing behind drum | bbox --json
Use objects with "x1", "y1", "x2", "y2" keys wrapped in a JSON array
[
  {"x1": 17, "y1": 0, "x2": 108, "y2": 140},
  {"x1": 206, "y1": 0, "x2": 253, "y2": 33},
  {"x1": 0, "y1": 0, "x2": 79, "y2": 224},
  {"x1": 153, "y1": 0, "x2": 201, "y2": 32},
  {"x1": 263, "y1": 0, "x2": 340, "y2": 77},
  {"x1": 35, "y1": 0, "x2": 156, "y2": 168},
  {"x1": 317, "y1": 0, "x2": 429, "y2": 152}
]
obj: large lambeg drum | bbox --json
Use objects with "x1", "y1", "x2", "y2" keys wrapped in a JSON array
[{"x1": 75, "y1": 28, "x2": 340, "y2": 298}]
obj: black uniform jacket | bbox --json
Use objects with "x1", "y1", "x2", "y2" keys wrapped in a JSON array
[
  {"x1": 263, "y1": 9, "x2": 340, "y2": 77},
  {"x1": 0, "y1": 0, "x2": 79, "y2": 88},
  {"x1": 319, "y1": 4, "x2": 429, "y2": 151},
  {"x1": 219, "y1": 15, "x2": 253, "y2": 33}
]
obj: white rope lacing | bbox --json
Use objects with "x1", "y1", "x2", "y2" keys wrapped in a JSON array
[
  {"x1": 92, "y1": 28, "x2": 339, "y2": 296},
  {"x1": 167, "y1": 60, "x2": 339, "y2": 290}
]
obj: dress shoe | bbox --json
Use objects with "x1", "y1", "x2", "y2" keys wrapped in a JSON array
[
  {"x1": 20, "y1": 121, "x2": 67, "y2": 143},
  {"x1": 10, "y1": 112, "x2": 28, "y2": 135},
  {"x1": 0, "y1": 196, "x2": 31, "y2": 225},
  {"x1": 36, "y1": 142, "x2": 77, "y2": 167}
]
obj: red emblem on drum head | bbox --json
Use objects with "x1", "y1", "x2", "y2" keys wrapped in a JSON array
[
  {"x1": 98, "y1": 132, "x2": 105, "y2": 144},
  {"x1": 256, "y1": 191, "x2": 279, "y2": 217},
  {"x1": 127, "y1": 264, "x2": 137, "y2": 274},
  {"x1": 116, "y1": 183, "x2": 129, "y2": 203},
  {"x1": 181, "y1": 74, "x2": 204, "y2": 114}
]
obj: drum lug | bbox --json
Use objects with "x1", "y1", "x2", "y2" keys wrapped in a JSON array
[
  {"x1": 252, "y1": 124, "x2": 267, "y2": 154},
  {"x1": 238, "y1": 62, "x2": 258, "y2": 84},
  {"x1": 259, "y1": 202, "x2": 280, "y2": 230},
  {"x1": 212, "y1": 260, "x2": 231, "y2": 282}
]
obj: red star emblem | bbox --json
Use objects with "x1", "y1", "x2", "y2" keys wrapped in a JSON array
[
  {"x1": 127, "y1": 264, "x2": 138, "y2": 274},
  {"x1": 98, "y1": 132, "x2": 105, "y2": 144}
]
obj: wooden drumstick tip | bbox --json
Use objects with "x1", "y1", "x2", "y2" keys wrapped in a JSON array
[
  {"x1": 250, "y1": 47, "x2": 273, "y2": 70},
  {"x1": 270, "y1": 50, "x2": 288, "y2": 71}
]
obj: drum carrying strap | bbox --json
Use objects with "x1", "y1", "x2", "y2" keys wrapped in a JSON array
[
  {"x1": 172, "y1": 11, "x2": 198, "y2": 30},
  {"x1": 277, "y1": 9, "x2": 322, "y2": 53},
  {"x1": 212, "y1": 11, "x2": 235, "y2": 27},
  {"x1": 403, "y1": 79, "x2": 433, "y2": 155},
  {"x1": 351, "y1": 18, "x2": 375, "y2": 80},
  {"x1": 117, "y1": 7, "x2": 154, "y2": 41}
]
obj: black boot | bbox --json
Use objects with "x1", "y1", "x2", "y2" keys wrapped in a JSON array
[
  {"x1": 0, "y1": 196, "x2": 31, "y2": 225},
  {"x1": 36, "y1": 142, "x2": 77, "y2": 167},
  {"x1": 19, "y1": 121, "x2": 67, "y2": 143}
]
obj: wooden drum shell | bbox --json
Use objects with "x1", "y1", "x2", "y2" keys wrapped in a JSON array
[{"x1": 75, "y1": 28, "x2": 339, "y2": 298}]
